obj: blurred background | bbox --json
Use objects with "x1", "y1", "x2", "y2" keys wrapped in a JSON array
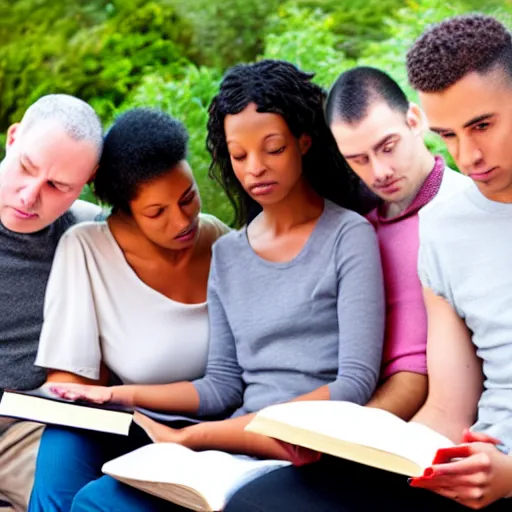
[{"x1": 0, "y1": 0, "x2": 510, "y2": 223}]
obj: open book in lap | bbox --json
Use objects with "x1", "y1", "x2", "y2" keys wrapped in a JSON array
[
  {"x1": 102, "y1": 443, "x2": 290, "y2": 512},
  {"x1": 245, "y1": 401, "x2": 454, "y2": 477}
]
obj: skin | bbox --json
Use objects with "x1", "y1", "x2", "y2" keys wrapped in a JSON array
[
  {"x1": 331, "y1": 99, "x2": 433, "y2": 419},
  {"x1": 331, "y1": 101, "x2": 435, "y2": 219},
  {"x1": 48, "y1": 102, "x2": 343, "y2": 461},
  {"x1": 410, "y1": 67, "x2": 512, "y2": 508},
  {"x1": 420, "y1": 67, "x2": 512, "y2": 203},
  {"x1": 0, "y1": 120, "x2": 98, "y2": 233},
  {"x1": 48, "y1": 163, "x2": 216, "y2": 386}
]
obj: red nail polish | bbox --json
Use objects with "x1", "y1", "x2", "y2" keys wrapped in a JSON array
[{"x1": 423, "y1": 468, "x2": 434, "y2": 477}]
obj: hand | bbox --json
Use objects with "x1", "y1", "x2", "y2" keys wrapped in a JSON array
[
  {"x1": 409, "y1": 439, "x2": 512, "y2": 509},
  {"x1": 133, "y1": 411, "x2": 186, "y2": 444},
  {"x1": 275, "y1": 441, "x2": 322, "y2": 466},
  {"x1": 46, "y1": 383, "x2": 114, "y2": 404}
]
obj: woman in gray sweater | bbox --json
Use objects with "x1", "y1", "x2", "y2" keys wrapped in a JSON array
[{"x1": 52, "y1": 59, "x2": 386, "y2": 512}]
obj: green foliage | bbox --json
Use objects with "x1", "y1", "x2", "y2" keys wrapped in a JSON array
[
  {"x1": 171, "y1": 0, "x2": 279, "y2": 68},
  {"x1": 0, "y1": 0, "x2": 194, "y2": 130},
  {"x1": 263, "y1": 4, "x2": 354, "y2": 86}
]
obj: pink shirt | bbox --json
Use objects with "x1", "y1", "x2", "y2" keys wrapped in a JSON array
[{"x1": 366, "y1": 156, "x2": 444, "y2": 380}]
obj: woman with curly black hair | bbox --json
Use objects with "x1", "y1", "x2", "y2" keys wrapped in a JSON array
[{"x1": 55, "y1": 60, "x2": 385, "y2": 512}]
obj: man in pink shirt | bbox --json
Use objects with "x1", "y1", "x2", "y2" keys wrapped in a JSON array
[{"x1": 326, "y1": 67, "x2": 468, "y2": 420}]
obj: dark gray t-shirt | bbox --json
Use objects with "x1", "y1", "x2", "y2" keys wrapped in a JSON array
[
  {"x1": 193, "y1": 200, "x2": 385, "y2": 417},
  {"x1": 0, "y1": 200, "x2": 100, "y2": 392}
]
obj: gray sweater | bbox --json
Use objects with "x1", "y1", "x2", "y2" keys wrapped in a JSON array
[
  {"x1": 0, "y1": 200, "x2": 100, "y2": 392},
  {"x1": 194, "y1": 200, "x2": 385, "y2": 417},
  {"x1": 418, "y1": 184, "x2": 512, "y2": 449}
]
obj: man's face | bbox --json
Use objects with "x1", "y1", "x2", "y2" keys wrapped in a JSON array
[
  {"x1": 0, "y1": 120, "x2": 98, "y2": 233},
  {"x1": 330, "y1": 101, "x2": 427, "y2": 204},
  {"x1": 419, "y1": 68, "x2": 512, "y2": 203}
]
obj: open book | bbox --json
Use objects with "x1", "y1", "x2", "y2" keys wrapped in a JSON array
[
  {"x1": 103, "y1": 443, "x2": 290, "y2": 511},
  {"x1": 246, "y1": 401, "x2": 454, "y2": 477},
  {"x1": 0, "y1": 387, "x2": 133, "y2": 436}
]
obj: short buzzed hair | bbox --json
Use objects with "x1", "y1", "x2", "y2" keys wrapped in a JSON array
[
  {"x1": 325, "y1": 66, "x2": 409, "y2": 125},
  {"x1": 21, "y1": 94, "x2": 103, "y2": 156},
  {"x1": 407, "y1": 14, "x2": 512, "y2": 93}
]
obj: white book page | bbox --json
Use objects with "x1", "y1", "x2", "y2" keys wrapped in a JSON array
[{"x1": 102, "y1": 443, "x2": 290, "y2": 511}]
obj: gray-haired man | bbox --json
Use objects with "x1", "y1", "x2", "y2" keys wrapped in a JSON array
[{"x1": 0, "y1": 94, "x2": 102, "y2": 510}]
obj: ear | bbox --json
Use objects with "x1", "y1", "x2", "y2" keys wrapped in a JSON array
[
  {"x1": 87, "y1": 165, "x2": 98, "y2": 185},
  {"x1": 6, "y1": 123, "x2": 21, "y2": 150},
  {"x1": 298, "y1": 134, "x2": 312, "y2": 155},
  {"x1": 406, "y1": 103, "x2": 428, "y2": 136}
]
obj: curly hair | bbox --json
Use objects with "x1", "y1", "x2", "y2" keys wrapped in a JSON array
[
  {"x1": 206, "y1": 59, "x2": 359, "y2": 227},
  {"x1": 94, "y1": 108, "x2": 188, "y2": 213},
  {"x1": 326, "y1": 66, "x2": 409, "y2": 125},
  {"x1": 407, "y1": 14, "x2": 512, "y2": 93}
]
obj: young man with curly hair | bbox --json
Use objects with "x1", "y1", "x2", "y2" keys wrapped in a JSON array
[{"x1": 223, "y1": 14, "x2": 512, "y2": 512}]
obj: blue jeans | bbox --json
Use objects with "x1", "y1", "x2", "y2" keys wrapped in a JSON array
[{"x1": 28, "y1": 424, "x2": 162, "y2": 512}]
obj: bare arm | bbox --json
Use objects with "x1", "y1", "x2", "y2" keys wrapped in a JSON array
[
  {"x1": 412, "y1": 288, "x2": 483, "y2": 442},
  {"x1": 366, "y1": 372, "x2": 428, "y2": 420}
]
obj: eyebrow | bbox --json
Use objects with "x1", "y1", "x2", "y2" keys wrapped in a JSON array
[
  {"x1": 430, "y1": 113, "x2": 495, "y2": 134},
  {"x1": 343, "y1": 134, "x2": 397, "y2": 159},
  {"x1": 143, "y1": 185, "x2": 194, "y2": 209},
  {"x1": 226, "y1": 133, "x2": 283, "y2": 145}
]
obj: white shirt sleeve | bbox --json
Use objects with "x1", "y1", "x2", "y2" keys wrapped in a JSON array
[{"x1": 35, "y1": 227, "x2": 102, "y2": 380}]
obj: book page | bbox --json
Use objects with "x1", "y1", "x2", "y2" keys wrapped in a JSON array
[{"x1": 103, "y1": 443, "x2": 290, "y2": 511}]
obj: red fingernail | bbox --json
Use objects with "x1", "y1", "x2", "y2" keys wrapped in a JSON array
[{"x1": 423, "y1": 468, "x2": 434, "y2": 477}]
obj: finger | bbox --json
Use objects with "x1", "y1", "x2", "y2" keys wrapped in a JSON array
[
  {"x1": 432, "y1": 444, "x2": 474, "y2": 464},
  {"x1": 462, "y1": 429, "x2": 501, "y2": 445},
  {"x1": 411, "y1": 471, "x2": 488, "y2": 490},
  {"x1": 430, "y1": 453, "x2": 491, "y2": 477}
]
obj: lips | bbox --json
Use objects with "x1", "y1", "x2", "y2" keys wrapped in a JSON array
[
  {"x1": 249, "y1": 181, "x2": 278, "y2": 196},
  {"x1": 469, "y1": 167, "x2": 497, "y2": 182},
  {"x1": 174, "y1": 222, "x2": 198, "y2": 242},
  {"x1": 12, "y1": 207, "x2": 38, "y2": 219}
]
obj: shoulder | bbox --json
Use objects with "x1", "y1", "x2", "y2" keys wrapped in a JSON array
[
  {"x1": 199, "y1": 213, "x2": 231, "y2": 242},
  {"x1": 57, "y1": 221, "x2": 111, "y2": 254},
  {"x1": 435, "y1": 167, "x2": 471, "y2": 202},
  {"x1": 68, "y1": 200, "x2": 103, "y2": 223},
  {"x1": 323, "y1": 201, "x2": 375, "y2": 240}
]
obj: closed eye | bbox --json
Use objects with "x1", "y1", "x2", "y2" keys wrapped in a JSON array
[{"x1": 268, "y1": 147, "x2": 285, "y2": 155}]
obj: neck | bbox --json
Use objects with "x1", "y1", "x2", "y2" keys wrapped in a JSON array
[
  {"x1": 109, "y1": 212, "x2": 196, "y2": 266},
  {"x1": 257, "y1": 179, "x2": 324, "y2": 233},
  {"x1": 383, "y1": 148, "x2": 436, "y2": 219}
]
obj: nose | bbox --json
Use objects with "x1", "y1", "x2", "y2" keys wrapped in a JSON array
[
  {"x1": 457, "y1": 135, "x2": 484, "y2": 173},
  {"x1": 19, "y1": 179, "x2": 42, "y2": 210},
  {"x1": 371, "y1": 157, "x2": 394, "y2": 183},
  {"x1": 246, "y1": 153, "x2": 266, "y2": 177},
  {"x1": 174, "y1": 206, "x2": 194, "y2": 233}
]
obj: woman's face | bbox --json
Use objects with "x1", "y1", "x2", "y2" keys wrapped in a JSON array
[
  {"x1": 224, "y1": 103, "x2": 311, "y2": 206},
  {"x1": 129, "y1": 161, "x2": 202, "y2": 251}
]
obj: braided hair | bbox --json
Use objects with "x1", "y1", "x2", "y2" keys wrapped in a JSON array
[{"x1": 206, "y1": 59, "x2": 359, "y2": 227}]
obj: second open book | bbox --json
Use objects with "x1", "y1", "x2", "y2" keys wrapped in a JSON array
[{"x1": 246, "y1": 400, "x2": 454, "y2": 477}]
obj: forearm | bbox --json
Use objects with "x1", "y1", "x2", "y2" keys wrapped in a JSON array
[
  {"x1": 366, "y1": 372, "x2": 428, "y2": 421},
  {"x1": 112, "y1": 381, "x2": 200, "y2": 414},
  {"x1": 180, "y1": 386, "x2": 330, "y2": 458},
  {"x1": 412, "y1": 402, "x2": 473, "y2": 443},
  {"x1": 181, "y1": 414, "x2": 290, "y2": 460}
]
